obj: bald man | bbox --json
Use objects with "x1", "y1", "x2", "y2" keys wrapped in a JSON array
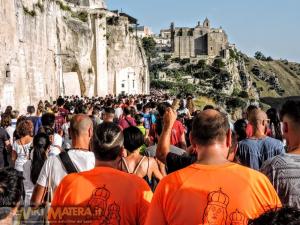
[
  {"x1": 237, "y1": 109, "x2": 284, "y2": 170},
  {"x1": 31, "y1": 114, "x2": 95, "y2": 208},
  {"x1": 261, "y1": 101, "x2": 300, "y2": 208},
  {"x1": 146, "y1": 108, "x2": 281, "y2": 225}
]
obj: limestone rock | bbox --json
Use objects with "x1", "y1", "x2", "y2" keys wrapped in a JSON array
[{"x1": 0, "y1": 0, "x2": 149, "y2": 112}]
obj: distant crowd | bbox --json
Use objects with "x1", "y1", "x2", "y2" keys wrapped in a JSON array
[{"x1": 1, "y1": 94, "x2": 300, "y2": 225}]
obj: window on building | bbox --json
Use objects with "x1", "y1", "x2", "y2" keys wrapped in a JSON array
[
  {"x1": 5, "y1": 64, "x2": 10, "y2": 78},
  {"x1": 133, "y1": 80, "x2": 135, "y2": 88}
]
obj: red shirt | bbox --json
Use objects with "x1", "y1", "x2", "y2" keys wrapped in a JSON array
[
  {"x1": 119, "y1": 116, "x2": 137, "y2": 130},
  {"x1": 170, "y1": 120, "x2": 185, "y2": 147},
  {"x1": 246, "y1": 123, "x2": 253, "y2": 138}
]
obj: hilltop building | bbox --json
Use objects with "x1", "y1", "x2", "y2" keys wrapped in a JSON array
[{"x1": 158, "y1": 18, "x2": 230, "y2": 59}]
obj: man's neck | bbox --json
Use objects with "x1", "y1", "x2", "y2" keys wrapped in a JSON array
[
  {"x1": 95, "y1": 159, "x2": 120, "y2": 169},
  {"x1": 72, "y1": 137, "x2": 90, "y2": 151},
  {"x1": 196, "y1": 144, "x2": 229, "y2": 165},
  {"x1": 287, "y1": 138, "x2": 300, "y2": 154},
  {"x1": 252, "y1": 128, "x2": 266, "y2": 139}
]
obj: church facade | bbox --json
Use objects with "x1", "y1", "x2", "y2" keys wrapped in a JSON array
[{"x1": 160, "y1": 18, "x2": 229, "y2": 59}]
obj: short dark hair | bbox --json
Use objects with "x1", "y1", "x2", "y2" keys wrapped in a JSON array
[
  {"x1": 157, "y1": 102, "x2": 171, "y2": 117},
  {"x1": 280, "y1": 100, "x2": 300, "y2": 124},
  {"x1": 248, "y1": 207, "x2": 300, "y2": 225},
  {"x1": 123, "y1": 126, "x2": 144, "y2": 152},
  {"x1": 104, "y1": 107, "x2": 115, "y2": 114},
  {"x1": 203, "y1": 105, "x2": 214, "y2": 111},
  {"x1": 247, "y1": 105, "x2": 258, "y2": 113},
  {"x1": 92, "y1": 122, "x2": 124, "y2": 161},
  {"x1": 0, "y1": 168, "x2": 23, "y2": 220},
  {"x1": 41, "y1": 113, "x2": 55, "y2": 127},
  {"x1": 134, "y1": 114, "x2": 144, "y2": 125},
  {"x1": 27, "y1": 105, "x2": 35, "y2": 114},
  {"x1": 234, "y1": 119, "x2": 247, "y2": 142},
  {"x1": 136, "y1": 103, "x2": 143, "y2": 112},
  {"x1": 123, "y1": 107, "x2": 132, "y2": 116},
  {"x1": 38, "y1": 126, "x2": 54, "y2": 136},
  {"x1": 56, "y1": 97, "x2": 65, "y2": 107},
  {"x1": 191, "y1": 110, "x2": 230, "y2": 146}
]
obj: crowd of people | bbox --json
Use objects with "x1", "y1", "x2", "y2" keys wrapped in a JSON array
[{"x1": 1, "y1": 94, "x2": 300, "y2": 224}]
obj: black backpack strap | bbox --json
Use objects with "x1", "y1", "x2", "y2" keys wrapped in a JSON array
[
  {"x1": 125, "y1": 117, "x2": 133, "y2": 127},
  {"x1": 59, "y1": 152, "x2": 79, "y2": 174}
]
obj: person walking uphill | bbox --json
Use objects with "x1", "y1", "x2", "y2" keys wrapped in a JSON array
[
  {"x1": 31, "y1": 114, "x2": 95, "y2": 208},
  {"x1": 145, "y1": 108, "x2": 281, "y2": 225},
  {"x1": 49, "y1": 122, "x2": 153, "y2": 225},
  {"x1": 238, "y1": 109, "x2": 285, "y2": 170}
]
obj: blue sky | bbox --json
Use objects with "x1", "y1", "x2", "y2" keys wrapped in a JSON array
[{"x1": 107, "y1": 0, "x2": 300, "y2": 62}]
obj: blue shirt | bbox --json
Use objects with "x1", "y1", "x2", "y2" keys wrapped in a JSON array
[{"x1": 237, "y1": 137, "x2": 285, "y2": 170}]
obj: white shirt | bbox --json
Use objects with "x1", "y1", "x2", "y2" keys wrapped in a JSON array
[
  {"x1": 61, "y1": 122, "x2": 72, "y2": 150},
  {"x1": 13, "y1": 141, "x2": 32, "y2": 172},
  {"x1": 115, "y1": 107, "x2": 123, "y2": 120},
  {"x1": 36, "y1": 150, "x2": 95, "y2": 193},
  {"x1": 53, "y1": 133, "x2": 62, "y2": 147},
  {"x1": 5, "y1": 126, "x2": 15, "y2": 144},
  {"x1": 23, "y1": 160, "x2": 34, "y2": 206},
  {"x1": 48, "y1": 146, "x2": 61, "y2": 157}
]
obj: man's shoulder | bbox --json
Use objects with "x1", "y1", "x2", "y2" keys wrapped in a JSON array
[
  {"x1": 264, "y1": 137, "x2": 284, "y2": 146},
  {"x1": 159, "y1": 164, "x2": 196, "y2": 186},
  {"x1": 264, "y1": 153, "x2": 299, "y2": 168}
]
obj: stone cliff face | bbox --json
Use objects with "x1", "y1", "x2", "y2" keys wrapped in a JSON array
[
  {"x1": 0, "y1": 0, "x2": 149, "y2": 111},
  {"x1": 107, "y1": 17, "x2": 149, "y2": 95}
]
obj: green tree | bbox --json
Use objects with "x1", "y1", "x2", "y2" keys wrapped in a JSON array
[
  {"x1": 142, "y1": 37, "x2": 157, "y2": 59},
  {"x1": 254, "y1": 51, "x2": 266, "y2": 61},
  {"x1": 212, "y1": 58, "x2": 225, "y2": 69},
  {"x1": 163, "y1": 54, "x2": 171, "y2": 61},
  {"x1": 197, "y1": 60, "x2": 206, "y2": 69}
]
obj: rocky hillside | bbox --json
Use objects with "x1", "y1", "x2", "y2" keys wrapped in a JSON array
[
  {"x1": 244, "y1": 56, "x2": 300, "y2": 97},
  {"x1": 150, "y1": 50, "x2": 300, "y2": 112}
]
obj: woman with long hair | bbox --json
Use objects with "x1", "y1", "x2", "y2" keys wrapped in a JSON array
[
  {"x1": 266, "y1": 108, "x2": 283, "y2": 141},
  {"x1": 12, "y1": 119, "x2": 34, "y2": 173},
  {"x1": 23, "y1": 133, "x2": 51, "y2": 206},
  {"x1": 186, "y1": 96, "x2": 195, "y2": 115}
]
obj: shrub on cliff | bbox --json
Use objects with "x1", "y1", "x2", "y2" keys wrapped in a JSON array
[
  {"x1": 213, "y1": 58, "x2": 225, "y2": 69},
  {"x1": 226, "y1": 97, "x2": 247, "y2": 109},
  {"x1": 150, "y1": 80, "x2": 173, "y2": 89},
  {"x1": 142, "y1": 37, "x2": 157, "y2": 59}
]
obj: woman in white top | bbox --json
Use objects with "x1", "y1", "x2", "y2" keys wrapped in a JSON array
[
  {"x1": 12, "y1": 119, "x2": 33, "y2": 172},
  {"x1": 23, "y1": 133, "x2": 51, "y2": 206}
]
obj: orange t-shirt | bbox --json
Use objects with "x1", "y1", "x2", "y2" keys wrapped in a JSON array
[
  {"x1": 145, "y1": 163, "x2": 281, "y2": 225},
  {"x1": 49, "y1": 167, "x2": 153, "y2": 225}
]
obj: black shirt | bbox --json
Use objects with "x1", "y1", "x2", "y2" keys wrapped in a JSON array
[
  {"x1": 166, "y1": 152, "x2": 197, "y2": 174},
  {"x1": 0, "y1": 127, "x2": 10, "y2": 168}
]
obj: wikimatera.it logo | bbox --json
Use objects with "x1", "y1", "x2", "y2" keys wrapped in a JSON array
[{"x1": 14, "y1": 206, "x2": 108, "y2": 224}]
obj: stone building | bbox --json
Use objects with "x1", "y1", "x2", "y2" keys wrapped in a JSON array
[
  {"x1": 0, "y1": 0, "x2": 149, "y2": 111},
  {"x1": 160, "y1": 18, "x2": 229, "y2": 59}
]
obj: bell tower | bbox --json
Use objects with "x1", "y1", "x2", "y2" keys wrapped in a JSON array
[{"x1": 203, "y1": 17, "x2": 210, "y2": 29}]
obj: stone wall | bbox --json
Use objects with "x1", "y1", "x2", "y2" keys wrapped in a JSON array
[
  {"x1": 107, "y1": 17, "x2": 149, "y2": 96},
  {"x1": 0, "y1": 0, "x2": 60, "y2": 112}
]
